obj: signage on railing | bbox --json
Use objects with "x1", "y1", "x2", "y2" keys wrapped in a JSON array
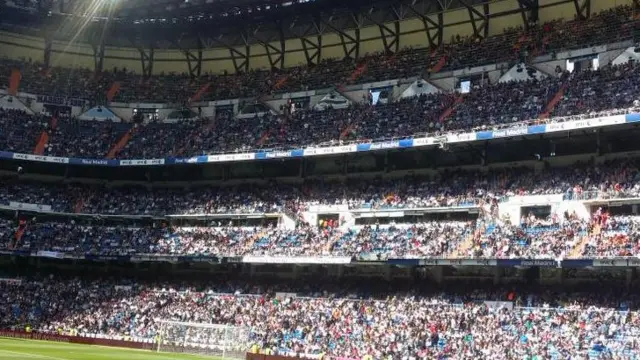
[
  {"x1": 0, "y1": 112, "x2": 635, "y2": 167},
  {"x1": 242, "y1": 256, "x2": 352, "y2": 264},
  {"x1": 1, "y1": 250, "x2": 640, "y2": 267}
]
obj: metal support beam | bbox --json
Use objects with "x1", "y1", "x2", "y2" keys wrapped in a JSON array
[
  {"x1": 138, "y1": 46, "x2": 154, "y2": 78},
  {"x1": 323, "y1": 12, "x2": 363, "y2": 59},
  {"x1": 236, "y1": 31, "x2": 251, "y2": 73},
  {"x1": 460, "y1": 0, "x2": 489, "y2": 40},
  {"x1": 92, "y1": 41, "x2": 106, "y2": 74},
  {"x1": 125, "y1": 33, "x2": 155, "y2": 77},
  {"x1": 88, "y1": 14, "x2": 110, "y2": 74},
  {"x1": 295, "y1": 18, "x2": 324, "y2": 65},
  {"x1": 249, "y1": 22, "x2": 286, "y2": 69},
  {"x1": 407, "y1": 3, "x2": 444, "y2": 49},
  {"x1": 301, "y1": 36, "x2": 322, "y2": 65},
  {"x1": 363, "y1": 4, "x2": 405, "y2": 54},
  {"x1": 276, "y1": 21, "x2": 287, "y2": 69},
  {"x1": 517, "y1": 0, "x2": 539, "y2": 30},
  {"x1": 174, "y1": 34, "x2": 203, "y2": 78},
  {"x1": 43, "y1": 34, "x2": 52, "y2": 70},
  {"x1": 201, "y1": 34, "x2": 249, "y2": 74},
  {"x1": 573, "y1": 0, "x2": 591, "y2": 19}
]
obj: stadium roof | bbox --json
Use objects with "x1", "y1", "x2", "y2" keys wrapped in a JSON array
[{"x1": 0, "y1": 0, "x2": 551, "y2": 74}]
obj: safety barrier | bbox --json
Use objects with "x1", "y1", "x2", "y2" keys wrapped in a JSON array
[{"x1": 0, "y1": 330, "x2": 154, "y2": 350}]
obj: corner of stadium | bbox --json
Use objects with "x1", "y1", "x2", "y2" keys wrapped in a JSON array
[{"x1": 0, "y1": 0, "x2": 640, "y2": 358}]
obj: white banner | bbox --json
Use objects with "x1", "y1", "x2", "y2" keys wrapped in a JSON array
[
  {"x1": 307, "y1": 204, "x2": 348, "y2": 213},
  {"x1": 12, "y1": 153, "x2": 69, "y2": 164},
  {"x1": 545, "y1": 115, "x2": 625, "y2": 132},
  {"x1": 484, "y1": 301, "x2": 514, "y2": 310},
  {"x1": 275, "y1": 292, "x2": 297, "y2": 299},
  {"x1": 507, "y1": 194, "x2": 564, "y2": 205},
  {"x1": 207, "y1": 153, "x2": 255, "y2": 162},
  {"x1": 242, "y1": 256, "x2": 351, "y2": 264},
  {"x1": 412, "y1": 137, "x2": 434, "y2": 147},
  {"x1": 593, "y1": 258, "x2": 640, "y2": 267},
  {"x1": 9, "y1": 201, "x2": 52, "y2": 212},
  {"x1": 418, "y1": 259, "x2": 497, "y2": 266},
  {"x1": 0, "y1": 278, "x2": 22, "y2": 285},
  {"x1": 36, "y1": 250, "x2": 64, "y2": 259},
  {"x1": 303, "y1": 145, "x2": 357, "y2": 156},
  {"x1": 447, "y1": 132, "x2": 476, "y2": 143},
  {"x1": 119, "y1": 159, "x2": 165, "y2": 166}
]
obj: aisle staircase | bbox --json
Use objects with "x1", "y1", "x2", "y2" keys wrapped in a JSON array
[
  {"x1": 106, "y1": 128, "x2": 134, "y2": 159},
  {"x1": 11, "y1": 221, "x2": 27, "y2": 250},
  {"x1": 8, "y1": 69, "x2": 21, "y2": 96},
  {"x1": 339, "y1": 105, "x2": 373, "y2": 140},
  {"x1": 429, "y1": 56, "x2": 447, "y2": 74},
  {"x1": 539, "y1": 83, "x2": 568, "y2": 119},
  {"x1": 449, "y1": 233, "x2": 476, "y2": 258},
  {"x1": 438, "y1": 95, "x2": 464, "y2": 123},
  {"x1": 33, "y1": 131, "x2": 49, "y2": 155},
  {"x1": 106, "y1": 81, "x2": 121, "y2": 102},
  {"x1": 273, "y1": 75, "x2": 289, "y2": 91},
  {"x1": 175, "y1": 118, "x2": 218, "y2": 156},
  {"x1": 349, "y1": 61, "x2": 369, "y2": 83},
  {"x1": 512, "y1": 35, "x2": 528, "y2": 51},
  {"x1": 568, "y1": 235, "x2": 590, "y2": 258},
  {"x1": 568, "y1": 224, "x2": 600, "y2": 258},
  {"x1": 256, "y1": 131, "x2": 271, "y2": 147},
  {"x1": 248, "y1": 230, "x2": 270, "y2": 251},
  {"x1": 189, "y1": 82, "x2": 211, "y2": 103},
  {"x1": 74, "y1": 197, "x2": 85, "y2": 214}
]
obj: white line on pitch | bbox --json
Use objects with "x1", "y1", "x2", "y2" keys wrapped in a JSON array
[{"x1": 0, "y1": 349, "x2": 70, "y2": 360}]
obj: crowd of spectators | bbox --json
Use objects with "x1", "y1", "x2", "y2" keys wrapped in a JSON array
[
  {"x1": 468, "y1": 218, "x2": 588, "y2": 259},
  {"x1": 0, "y1": 5, "x2": 635, "y2": 106},
  {"x1": 0, "y1": 59, "x2": 109, "y2": 103},
  {"x1": 120, "y1": 110, "x2": 272, "y2": 158},
  {"x1": 553, "y1": 61, "x2": 640, "y2": 117},
  {"x1": 0, "y1": 54, "x2": 638, "y2": 161},
  {"x1": 0, "y1": 219, "x2": 476, "y2": 259},
  {"x1": 445, "y1": 77, "x2": 559, "y2": 131},
  {"x1": 334, "y1": 222, "x2": 473, "y2": 259},
  {"x1": 1, "y1": 276, "x2": 639, "y2": 359},
  {"x1": 0, "y1": 156, "x2": 639, "y2": 216},
  {"x1": 44, "y1": 116, "x2": 131, "y2": 158},
  {"x1": 582, "y1": 215, "x2": 640, "y2": 258},
  {"x1": 0, "y1": 108, "x2": 47, "y2": 154},
  {"x1": 2, "y1": 211, "x2": 640, "y2": 259},
  {"x1": 2, "y1": 60, "x2": 639, "y2": 160}
]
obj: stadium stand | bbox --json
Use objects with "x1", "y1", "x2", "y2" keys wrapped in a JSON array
[
  {"x1": 0, "y1": 5, "x2": 635, "y2": 104},
  {"x1": 1, "y1": 156, "x2": 638, "y2": 216},
  {"x1": 0, "y1": 275, "x2": 639, "y2": 359},
  {"x1": 0, "y1": 61, "x2": 638, "y2": 159},
  {"x1": 1, "y1": 1, "x2": 640, "y2": 359}
]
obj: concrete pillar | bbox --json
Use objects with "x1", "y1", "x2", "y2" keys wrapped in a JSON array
[{"x1": 432, "y1": 266, "x2": 444, "y2": 284}]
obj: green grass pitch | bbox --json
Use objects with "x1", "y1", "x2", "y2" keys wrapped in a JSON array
[{"x1": 0, "y1": 337, "x2": 224, "y2": 360}]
